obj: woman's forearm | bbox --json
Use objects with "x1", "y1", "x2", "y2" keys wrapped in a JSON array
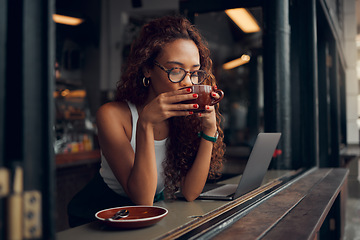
[
  {"x1": 181, "y1": 128, "x2": 217, "y2": 201},
  {"x1": 127, "y1": 119, "x2": 158, "y2": 205}
]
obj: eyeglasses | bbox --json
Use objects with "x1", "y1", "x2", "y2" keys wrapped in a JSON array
[{"x1": 154, "y1": 61, "x2": 208, "y2": 85}]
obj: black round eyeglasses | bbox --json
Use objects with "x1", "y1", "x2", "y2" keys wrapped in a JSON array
[{"x1": 154, "y1": 61, "x2": 208, "y2": 85}]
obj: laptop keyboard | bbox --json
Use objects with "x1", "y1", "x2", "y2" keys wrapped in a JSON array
[{"x1": 200, "y1": 184, "x2": 238, "y2": 197}]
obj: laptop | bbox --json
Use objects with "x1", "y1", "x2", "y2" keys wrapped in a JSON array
[{"x1": 198, "y1": 132, "x2": 281, "y2": 200}]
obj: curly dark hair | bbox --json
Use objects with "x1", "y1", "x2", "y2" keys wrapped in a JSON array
[{"x1": 115, "y1": 15, "x2": 225, "y2": 198}]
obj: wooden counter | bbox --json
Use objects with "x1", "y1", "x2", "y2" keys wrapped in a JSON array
[
  {"x1": 57, "y1": 168, "x2": 348, "y2": 240},
  {"x1": 211, "y1": 168, "x2": 348, "y2": 240}
]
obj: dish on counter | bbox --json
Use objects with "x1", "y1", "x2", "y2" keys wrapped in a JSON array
[{"x1": 95, "y1": 206, "x2": 168, "y2": 229}]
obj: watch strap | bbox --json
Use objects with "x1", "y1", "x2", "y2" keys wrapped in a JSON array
[{"x1": 198, "y1": 131, "x2": 218, "y2": 143}]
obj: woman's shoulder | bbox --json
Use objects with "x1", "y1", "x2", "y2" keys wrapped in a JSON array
[
  {"x1": 97, "y1": 101, "x2": 130, "y2": 113},
  {"x1": 96, "y1": 102, "x2": 134, "y2": 147},
  {"x1": 96, "y1": 101, "x2": 132, "y2": 125}
]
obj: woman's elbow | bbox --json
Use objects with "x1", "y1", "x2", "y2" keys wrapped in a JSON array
[
  {"x1": 182, "y1": 191, "x2": 199, "y2": 202},
  {"x1": 135, "y1": 200, "x2": 154, "y2": 206},
  {"x1": 132, "y1": 196, "x2": 154, "y2": 206}
]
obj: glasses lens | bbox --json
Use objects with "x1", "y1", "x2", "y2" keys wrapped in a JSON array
[
  {"x1": 191, "y1": 70, "x2": 208, "y2": 84},
  {"x1": 169, "y1": 68, "x2": 186, "y2": 82}
]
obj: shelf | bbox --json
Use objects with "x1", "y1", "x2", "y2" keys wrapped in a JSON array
[{"x1": 56, "y1": 149, "x2": 101, "y2": 168}]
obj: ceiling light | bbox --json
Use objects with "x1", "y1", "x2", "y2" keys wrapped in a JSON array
[
  {"x1": 225, "y1": 8, "x2": 260, "y2": 33},
  {"x1": 223, "y1": 54, "x2": 251, "y2": 70},
  {"x1": 53, "y1": 14, "x2": 84, "y2": 26}
]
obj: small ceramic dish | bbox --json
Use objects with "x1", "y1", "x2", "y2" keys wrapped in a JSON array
[{"x1": 95, "y1": 206, "x2": 168, "y2": 229}]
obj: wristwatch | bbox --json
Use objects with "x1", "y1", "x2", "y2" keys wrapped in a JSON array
[{"x1": 198, "y1": 131, "x2": 219, "y2": 143}]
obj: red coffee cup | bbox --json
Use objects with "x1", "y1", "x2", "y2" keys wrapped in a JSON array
[{"x1": 180, "y1": 85, "x2": 224, "y2": 112}]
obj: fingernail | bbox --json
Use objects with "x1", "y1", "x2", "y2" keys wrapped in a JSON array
[
  {"x1": 206, "y1": 106, "x2": 210, "y2": 110},
  {"x1": 193, "y1": 94, "x2": 198, "y2": 98},
  {"x1": 213, "y1": 85, "x2": 217, "y2": 89},
  {"x1": 189, "y1": 111, "x2": 193, "y2": 115},
  {"x1": 212, "y1": 93, "x2": 217, "y2": 97},
  {"x1": 186, "y1": 88, "x2": 192, "y2": 93},
  {"x1": 193, "y1": 104, "x2": 199, "y2": 109},
  {"x1": 198, "y1": 113, "x2": 202, "y2": 117}
]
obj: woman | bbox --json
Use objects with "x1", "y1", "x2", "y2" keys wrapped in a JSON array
[{"x1": 68, "y1": 15, "x2": 225, "y2": 227}]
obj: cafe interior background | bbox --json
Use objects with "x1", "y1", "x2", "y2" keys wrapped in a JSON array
[{"x1": 1, "y1": 0, "x2": 360, "y2": 238}]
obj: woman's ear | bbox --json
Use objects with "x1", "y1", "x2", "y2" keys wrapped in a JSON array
[{"x1": 143, "y1": 66, "x2": 151, "y2": 78}]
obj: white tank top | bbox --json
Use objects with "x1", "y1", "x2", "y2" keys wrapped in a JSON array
[{"x1": 99, "y1": 101, "x2": 167, "y2": 197}]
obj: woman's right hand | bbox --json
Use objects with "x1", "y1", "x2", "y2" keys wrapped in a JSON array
[{"x1": 139, "y1": 88, "x2": 199, "y2": 125}]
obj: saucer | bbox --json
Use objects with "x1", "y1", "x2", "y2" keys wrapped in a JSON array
[{"x1": 95, "y1": 206, "x2": 168, "y2": 229}]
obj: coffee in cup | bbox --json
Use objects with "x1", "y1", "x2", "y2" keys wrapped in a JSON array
[{"x1": 180, "y1": 85, "x2": 224, "y2": 112}]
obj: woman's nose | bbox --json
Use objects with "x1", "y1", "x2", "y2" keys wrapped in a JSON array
[{"x1": 180, "y1": 72, "x2": 193, "y2": 86}]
